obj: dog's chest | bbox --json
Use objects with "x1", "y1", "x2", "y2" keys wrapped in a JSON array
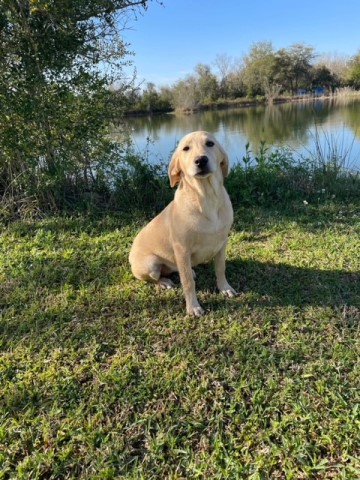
[{"x1": 190, "y1": 212, "x2": 231, "y2": 265}]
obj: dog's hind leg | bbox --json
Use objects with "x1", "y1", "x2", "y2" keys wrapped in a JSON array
[{"x1": 138, "y1": 256, "x2": 176, "y2": 289}]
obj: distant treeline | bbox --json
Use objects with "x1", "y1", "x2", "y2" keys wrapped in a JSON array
[{"x1": 123, "y1": 43, "x2": 360, "y2": 114}]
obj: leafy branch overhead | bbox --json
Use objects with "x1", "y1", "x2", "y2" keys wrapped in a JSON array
[{"x1": 1, "y1": 0, "x2": 148, "y2": 78}]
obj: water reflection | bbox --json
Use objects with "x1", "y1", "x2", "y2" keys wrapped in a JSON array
[
  {"x1": 339, "y1": 100, "x2": 360, "y2": 139},
  {"x1": 125, "y1": 98, "x2": 360, "y2": 168}
]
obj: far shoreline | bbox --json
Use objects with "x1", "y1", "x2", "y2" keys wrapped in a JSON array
[{"x1": 125, "y1": 91, "x2": 360, "y2": 117}]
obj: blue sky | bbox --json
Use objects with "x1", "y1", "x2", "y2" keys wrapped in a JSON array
[{"x1": 121, "y1": 0, "x2": 360, "y2": 87}]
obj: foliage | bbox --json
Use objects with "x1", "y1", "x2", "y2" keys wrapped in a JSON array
[
  {"x1": 315, "y1": 52, "x2": 349, "y2": 87},
  {"x1": 171, "y1": 75, "x2": 200, "y2": 112},
  {"x1": 0, "y1": 0, "x2": 149, "y2": 218},
  {"x1": 1, "y1": 201, "x2": 360, "y2": 478},
  {"x1": 226, "y1": 141, "x2": 360, "y2": 207},
  {"x1": 273, "y1": 43, "x2": 315, "y2": 94},
  {"x1": 169, "y1": 63, "x2": 219, "y2": 112},
  {"x1": 347, "y1": 50, "x2": 360, "y2": 89},
  {"x1": 226, "y1": 67, "x2": 247, "y2": 99},
  {"x1": 194, "y1": 63, "x2": 219, "y2": 103},
  {"x1": 242, "y1": 41, "x2": 277, "y2": 97},
  {"x1": 130, "y1": 82, "x2": 172, "y2": 114},
  {"x1": 311, "y1": 64, "x2": 338, "y2": 91},
  {"x1": 112, "y1": 150, "x2": 172, "y2": 215},
  {"x1": 213, "y1": 53, "x2": 234, "y2": 98}
]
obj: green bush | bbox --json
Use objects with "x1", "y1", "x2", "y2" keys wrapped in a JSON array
[
  {"x1": 226, "y1": 141, "x2": 360, "y2": 207},
  {"x1": 112, "y1": 153, "x2": 173, "y2": 216},
  {"x1": 0, "y1": 0, "x2": 148, "y2": 221}
]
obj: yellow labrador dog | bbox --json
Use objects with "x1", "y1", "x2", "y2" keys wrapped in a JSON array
[{"x1": 129, "y1": 131, "x2": 237, "y2": 316}]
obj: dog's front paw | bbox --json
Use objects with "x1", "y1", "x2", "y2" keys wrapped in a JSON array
[
  {"x1": 222, "y1": 288, "x2": 237, "y2": 297},
  {"x1": 219, "y1": 284, "x2": 238, "y2": 297},
  {"x1": 187, "y1": 305, "x2": 205, "y2": 317}
]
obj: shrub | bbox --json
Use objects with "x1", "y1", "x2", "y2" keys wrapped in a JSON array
[
  {"x1": 226, "y1": 141, "x2": 360, "y2": 208},
  {"x1": 0, "y1": 0, "x2": 148, "y2": 220},
  {"x1": 112, "y1": 153, "x2": 173, "y2": 216}
]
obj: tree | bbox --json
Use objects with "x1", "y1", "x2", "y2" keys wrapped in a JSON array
[
  {"x1": 347, "y1": 51, "x2": 360, "y2": 89},
  {"x1": 194, "y1": 63, "x2": 218, "y2": 103},
  {"x1": 315, "y1": 53, "x2": 349, "y2": 88},
  {"x1": 263, "y1": 78, "x2": 282, "y2": 104},
  {"x1": 141, "y1": 82, "x2": 158, "y2": 112},
  {"x1": 311, "y1": 65, "x2": 339, "y2": 92},
  {"x1": 171, "y1": 76, "x2": 199, "y2": 111},
  {"x1": 242, "y1": 41, "x2": 276, "y2": 97},
  {"x1": 0, "y1": 0, "x2": 149, "y2": 216},
  {"x1": 131, "y1": 82, "x2": 171, "y2": 113},
  {"x1": 213, "y1": 53, "x2": 233, "y2": 98},
  {"x1": 170, "y1": 64, "x2": 218, "y2": 111},
  {"x1": 274, "y1": 43, "x2": 315, "y2": 93},
  {"x1": 226, "y1": 66, "x2": 246, "y2": 99}
]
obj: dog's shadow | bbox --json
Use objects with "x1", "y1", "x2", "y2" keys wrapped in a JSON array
[{"x1": 194, "y1": 258, "x2": 360, "y2": 310}]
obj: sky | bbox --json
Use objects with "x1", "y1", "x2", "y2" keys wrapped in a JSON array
[{"x1": 121, "y1": 0, "x2": 360, "y2": 87}]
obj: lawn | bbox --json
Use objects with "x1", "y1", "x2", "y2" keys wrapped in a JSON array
[{"x1": 0, "y1": 201, "x2": 359, "y2": 479}]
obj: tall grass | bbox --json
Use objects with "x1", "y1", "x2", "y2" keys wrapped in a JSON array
[
  {"x1": 306, "y1": 127, "x2": 356, "y2": 170},
  {"x1": 226, "y1": 135, "x2": 360, "y2": 207},
  {"x1": 335, "y1": 86, "x2": 360, "y2": 98},
  {"x1": 301, "y1": 127, "x2": 360, "y2": 200}
]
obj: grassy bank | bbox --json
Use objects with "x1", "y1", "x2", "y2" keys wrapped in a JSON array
[{"x1": 1, "y1": 199, "x2": 360, "y2": 478}]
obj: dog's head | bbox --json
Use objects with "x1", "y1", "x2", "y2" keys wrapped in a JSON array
[{"x1": 168, "y1": 131, "x2": 229, "y2": 188}]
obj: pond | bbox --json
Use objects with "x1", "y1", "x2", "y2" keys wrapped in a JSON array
[{"x1": 125, "y1": 97, "x2": 360, "y2": 170}]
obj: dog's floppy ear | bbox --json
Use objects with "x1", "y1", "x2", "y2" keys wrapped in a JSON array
[
  {"x1": 168, "y1": 150, "x2": 182, "y2": 187},
  {"x1": 218, "y1": 143, "x2": 229, "y2": 178}
]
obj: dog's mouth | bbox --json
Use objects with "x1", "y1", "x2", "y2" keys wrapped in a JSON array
[{"x1": 195, "y1": 168, "x2": 212, "y2": 177}]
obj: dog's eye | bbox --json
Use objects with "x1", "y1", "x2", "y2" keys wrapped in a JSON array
[
  {"x1": 206, "y1": 140, "x2": 214, "y2": 147},
  {"x1": 183, "y1": 146, "x2": 190, "y2": 151}
]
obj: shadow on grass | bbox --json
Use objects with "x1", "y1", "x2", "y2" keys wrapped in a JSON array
[
  {"x1": 224, "y1": 258, "x2": 360, "y2": 309},
  {"x1": 5, "y1": 200, "x2": 360, "y2": 238},
  {"x1": 5, "y1": 212, "x2": 146, "y2": 237},
  {"x1": 1, "y1": 258, "x2": 359, "y2": 350},
  {"x1": 163, "y1": 259, "x2": 360, "y2": 320},
  {"x1": 231, "y1": 202, "x2": 360, "y2": 233}
]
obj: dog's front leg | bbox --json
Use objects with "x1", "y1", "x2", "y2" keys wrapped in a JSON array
[
  {"x1": 214, "y1": 242, "x2": 237, "y2": 297},
  {"x1": 174, "y1": 244, "x2": 204, "y2": 317}
]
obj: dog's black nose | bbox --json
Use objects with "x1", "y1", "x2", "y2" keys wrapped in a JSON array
[{"x1": 195, "y1": 156, "x2": 208, "y2": 168}]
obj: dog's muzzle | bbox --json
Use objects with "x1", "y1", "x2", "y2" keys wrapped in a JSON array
[{"x1": 194, "y1": 155, "x2": 210, "y2": 176}]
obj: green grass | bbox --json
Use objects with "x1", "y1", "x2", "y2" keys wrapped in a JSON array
[{"x1": 1, "y1": 202, "x2": 360, "y2": 479}]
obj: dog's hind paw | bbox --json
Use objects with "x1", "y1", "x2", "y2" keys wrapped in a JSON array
[{"x1": 158, "y1": 277, "x2": 176, "y2": 289}]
